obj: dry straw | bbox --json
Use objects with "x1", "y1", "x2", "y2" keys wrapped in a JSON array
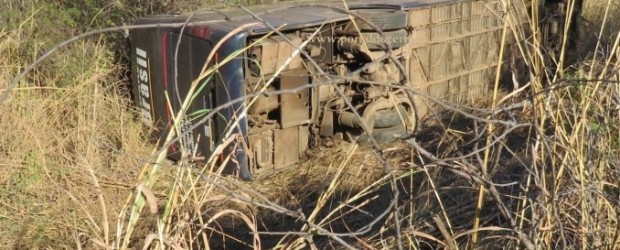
[{"x1": 1, "y1": 0, "x2": 618, "y2": 249}]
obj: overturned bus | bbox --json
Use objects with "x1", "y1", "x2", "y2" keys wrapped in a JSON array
[{"x1": 129, "y1": 0, "x2": 532, "y2": 180}]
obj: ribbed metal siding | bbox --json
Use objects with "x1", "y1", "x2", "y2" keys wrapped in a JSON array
[{"x1": 407, "y1": 0, "x2": 525, "y2": 118}]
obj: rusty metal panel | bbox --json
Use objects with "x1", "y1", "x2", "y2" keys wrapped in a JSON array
[
  {"x1": 249, "y1": 130, "x2": 274, "y2": 170},
  {"x1": 298, "y1": 125, "x2": 309, "y2": 156},
  {"x1": 251, "y1": 34, "x2": 302, "y2": 76},
  {"x1": 279, "y1": 70, "x2": 310, "y2": 129},
  {"x1": 274, "y1": 127, "x2": 298, "y2": 168},
  {"x1": 274, "y1": 125, "x2": 308, "y2": 168}
]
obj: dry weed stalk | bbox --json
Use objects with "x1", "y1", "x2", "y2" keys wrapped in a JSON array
[{"x1": 2, "y1": 0, "x2": 619, "y2": 249}]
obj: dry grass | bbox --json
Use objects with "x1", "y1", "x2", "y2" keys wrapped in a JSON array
[
  {"x1": 577, "y1": 0, "x2": 620, "y2": 57},
  {"x1": 0, "y1": 6, "x2": 152, "y2": 247},
  {"x1": 1, "y1": 0, "x2": 619, "y2": 249}
]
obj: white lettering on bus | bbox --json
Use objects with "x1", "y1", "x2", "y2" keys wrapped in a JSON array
[{"x1": 135, "y1": 47, "x2": 153, "y2": 126}]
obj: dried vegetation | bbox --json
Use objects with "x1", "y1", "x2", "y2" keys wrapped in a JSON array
[{"x1": 0, "y1": 0, "x2": 618, "y2": 249}]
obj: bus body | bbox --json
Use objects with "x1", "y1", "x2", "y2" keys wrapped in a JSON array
[{"x1": 129, "y1": 0, "x2": 530, "y2": 180}]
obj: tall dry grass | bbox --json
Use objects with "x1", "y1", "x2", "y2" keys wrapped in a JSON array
[
  {"x1": 0, "y1": 3, "x2": 154, "y2": 248},
  {"x1": 1, "y1": 0, "x2": 619, "y2": 249},
  {"x1": 577, "y1": 0, "x2": 620, "y2": 57},
  {"x1": 526, "y1": 0, "x2": 620, "y2": 247},
  {"x1": 112, "y1": 1, "x2": 619, "y2": 249}
]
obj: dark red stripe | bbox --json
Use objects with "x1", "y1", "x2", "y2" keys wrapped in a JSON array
[{"x1": 199, "y1": 27, "x2": 208, "y2": 38}]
